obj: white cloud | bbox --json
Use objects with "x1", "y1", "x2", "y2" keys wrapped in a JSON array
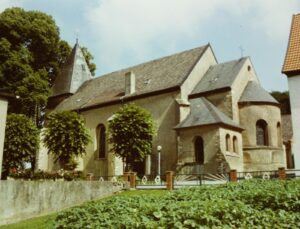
[
  {"x1": 244, "y1": 0, "x2": 299, "y2": 42},
  {"x1": 85, "y1": 0, "x2": 299, "y2": 71}
]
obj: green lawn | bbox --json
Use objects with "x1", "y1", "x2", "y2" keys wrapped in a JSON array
[{"x1": 0, "y1": 190, "x2": 167, "y2": 229}]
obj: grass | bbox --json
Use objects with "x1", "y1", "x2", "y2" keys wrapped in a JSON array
[{"x1": 0, "y1": 190, "x2": 167, "y2": 229}]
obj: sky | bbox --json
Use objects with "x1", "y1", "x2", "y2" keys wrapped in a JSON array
[{"x1": 1, "y1": 0, "x2": 300, "y2": 92}]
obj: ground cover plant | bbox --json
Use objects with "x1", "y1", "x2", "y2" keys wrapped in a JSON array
[
  {"x1": 53, "y1": 180, "x2": 300, "y2": 228},
  {"x1": 0, "y1": 190, "x2": 165, "y2": 229}
]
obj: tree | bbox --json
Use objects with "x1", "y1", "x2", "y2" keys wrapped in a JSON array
[
  {"x1": 1, "y1": 114, "x2": 39, "y2": 179},
  {"x1": 81, "y1": 47, "x2": 96, "y2": 76},
  {"x1": 43, "y1": 111, "x2": 91, "y2": 170},
  {"x1": 270, "y1": 91, "x2": 290, "y2": 114},
  {"x1": 108, "y1": 103, "x2": 156, "y2": 171},
  {"x1": 0, "y1": 7, "x2": 96, "y2": 124}
]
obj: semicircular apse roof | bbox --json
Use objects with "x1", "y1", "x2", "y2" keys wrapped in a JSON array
[{"x1": 239, "y1": 81, "x2": 278, "y2": 104}]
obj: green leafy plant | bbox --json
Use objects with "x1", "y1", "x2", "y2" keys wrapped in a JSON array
[
  {"x1": 43, "y1": 111, "x2": 90, "y2": 170},
  {"x1": 108, "y1": 103, "x2": 156, "y2": 171},
  {"x1": 1, "y1": 114, "x2": 39, "y2": 179},
  {"x1": 53, "y1": 180, "x2": 300, "y2": 228},
  {"x1": 8, "y1": 169, "x2": 84, "y2": 181}
]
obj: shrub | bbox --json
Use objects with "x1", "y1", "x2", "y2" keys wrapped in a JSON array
[
  {"x1": 43, "y1": 111, "x2": 90, "y2": 169},
  {"x1": 2, "y1": 114, "x2": 39, "y2": 179},
  {"x1": 108, "y1": 103, "x2": 156, "y2": 171}
]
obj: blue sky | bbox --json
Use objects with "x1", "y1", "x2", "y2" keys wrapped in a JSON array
[{"x1": 1, "y1": 0, "x2": 300, "y2": 92}]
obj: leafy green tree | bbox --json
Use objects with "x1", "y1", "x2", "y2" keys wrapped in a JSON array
[
  {"x1": 81, "y1": 46, "x2": 96, "y2": 76},
  {"x1": 0, "y1": 7, "x2": 66, "y2": 120},
  {"x1": 0, "y1": 7, "x2": 96, "y2": 124},
  {"x1": 270, "y1": 91, "x2": 290, "y2": 114},
  {"x1": 1, "y1": 114, "x2": 39, "y2": 179},
  {"x1": 108, "y1": 103, "x2": 156, "y2": 171},
  {"x1": 43, "y1": 111, "x2": 91, "y2": 169}
]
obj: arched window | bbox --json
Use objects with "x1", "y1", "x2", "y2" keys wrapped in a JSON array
[
  {"x1": 194, "y1": 137, "x2": 204, "y2": 164},
  {"x1": 96, "y1": 124, "x2": 106, "y2": 158},
  {"x1": 233, "y1": 136, "x2": 238, "y2": 153},
  {"x1": 226, "y1": 134, "x2": 230, "y2": 151},
  {"x1": 277, "y1": 122, "x2": 281, "y2": 147},
  {"x1": 256, "y1": 120, "x2": 268, "y2": 146}
]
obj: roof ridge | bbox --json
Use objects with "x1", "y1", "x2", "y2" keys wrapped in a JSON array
[
  {"x1": 179, "y1": 44, "x2": 211, "y2": 85},
  {"x1": 93, "y1": 45, "x2": 209, "y2": 78},
  {"x1": 77, "y1": 44, "x2": 209, "y2": 89},
  {"x1": 201, "y1": 98, "x2": 222, "y2": 123}
]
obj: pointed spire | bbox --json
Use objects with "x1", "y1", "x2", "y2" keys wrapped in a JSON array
[{"x1": 51, "y1": 42, "x2": 92, "y2": 98}]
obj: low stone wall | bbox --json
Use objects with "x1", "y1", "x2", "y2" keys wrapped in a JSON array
[{"x1": 0, "y1": 180, "x2": 126, "y2": 225}]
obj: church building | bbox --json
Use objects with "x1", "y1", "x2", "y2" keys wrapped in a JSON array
[{"x1": 40, "y1": 41, "x2": 286, "y2": 176}]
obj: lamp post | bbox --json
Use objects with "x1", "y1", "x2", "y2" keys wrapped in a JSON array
[{"x1": 157, "y1": 145, "x2": 162, "y2": 176}]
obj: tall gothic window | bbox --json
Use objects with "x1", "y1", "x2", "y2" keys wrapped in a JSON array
[
  {"x1": 233, "y1": 136, "x2": 238, "y2": 153},
  {"x1": 194, "y1": 136, "x2": 204, "y2": 164},
  {"x1": 226, "y1": 134, "x2": 230, "y2": 151},
  {"x1": 256, "y1": 120, "x2": 268, "y2": 146},
  {"x1": 96, "y1": 124, "x2": 106, "y2": 158}
]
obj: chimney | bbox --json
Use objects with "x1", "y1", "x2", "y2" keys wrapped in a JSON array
[{"x1": 125, "y1": 71, "x2": 135, "y2": 95}]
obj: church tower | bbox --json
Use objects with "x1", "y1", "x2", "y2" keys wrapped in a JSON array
[
  {"x1": 48, "y1": 40, "x2": 92, "y2": 109},
  {"x1": 282, "y1": 13, "x2": 300, "y2": 169}
]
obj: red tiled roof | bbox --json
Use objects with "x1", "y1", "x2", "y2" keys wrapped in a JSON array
[{"x1": 283, "y1": 14, "x2": 300, "y2": 75}]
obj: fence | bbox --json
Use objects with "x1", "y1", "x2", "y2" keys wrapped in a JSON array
[{"x1": 122, "y1": 167, "x2": 300, "y2": 190}]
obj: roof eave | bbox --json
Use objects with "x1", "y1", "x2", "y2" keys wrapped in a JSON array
[
  {"x1": 238, "y1": 101, "x2": 280, "y2": 107},
  {"x1": 174, "y1": 122, "x2": 244, "y2": 132},
  {"x1": 0, "y1": 92, "x2": 15, "y2": 100},
  {"x1": 77, "y1": 85, "x2": 181, "y2": 112},
  {"x1": 188, "y1": 87, "x2": 231, "y2": 99},
  {"x1": 282, "y1": 69, "x2": 300, "y2": 77}
]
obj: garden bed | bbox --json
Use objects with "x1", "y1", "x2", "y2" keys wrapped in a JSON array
[{"x1": 52, "y1": 179, "x2": 300, "y2": 228}]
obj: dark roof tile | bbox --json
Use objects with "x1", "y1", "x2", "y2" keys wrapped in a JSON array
[
  {"x1": 190, "y1": 57, "x2": 247, "y2": 96},
  {"x1": 174, "y1": 97, "x2": 242, "y2": 130},
  {"x1": 54, "y1": 45, "x2": 209, "y2": 111},
  {"x1": 239, "y1": 81, "x2": 278, "y2": 104}
]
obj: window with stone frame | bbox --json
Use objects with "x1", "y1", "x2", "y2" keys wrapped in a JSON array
[
  {"x1": 226, "y1": 134, "x2": 230, "y2": 151},
  {"x1": 232, "y1": 136, "x2": 238, "y2": 153},
  {"x1": 256, "y1": 119, "x2": 268, "y2": 146},
  {"x1": 194, "y1": 136, "x2": 204, "y2": 164},
  {"x1": 96, "y1": 124, "x2": 106, "y2": 158},
  {"x1": 277, "y1": 122, "x2": 281, "y2": 147}
]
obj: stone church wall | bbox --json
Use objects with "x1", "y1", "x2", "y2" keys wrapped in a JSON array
[
  {"x1": 180, "y1": 46, "x2": 217, "y2": 100},
  {"x1": 219, "y1": 128, "x2": 243, "y2": 171},
  {"x1": 239, "y1": 104, "x2": 285, "y2": 171},
  {"x1": 206, "y1": 91, "x2": 233, "y2": 119},
  {"x1": 176, "y1": 126, "x2": 220, "y2": 174},
  {"x1": 231, "y1": 58, "x2": 259, "y2": 123},
  {"x1": 81, "y1": 90, "x2": 180, "y2": 177}
]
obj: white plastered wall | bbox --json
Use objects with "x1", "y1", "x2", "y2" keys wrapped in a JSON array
[
  {"x1": 0, "y1": 98, "x2": 8, "y2": 179},
  {"x1": 288, "y1": 75, "x2": 300, "y2": 169}
]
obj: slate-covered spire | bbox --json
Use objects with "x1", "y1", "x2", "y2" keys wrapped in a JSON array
[{"x1": 51, "y1": 41, "x2": 92, "y2": 98}]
